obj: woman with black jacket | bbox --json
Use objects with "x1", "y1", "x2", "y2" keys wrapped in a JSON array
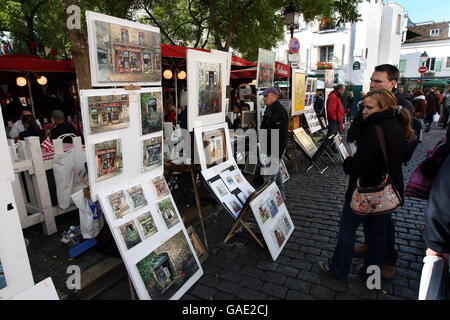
[{"x1": 319, "y1": 89, "x2": 415, "y2": 281}]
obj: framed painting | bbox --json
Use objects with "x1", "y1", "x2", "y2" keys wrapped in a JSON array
[
  {"x1": 249, "y1": 182, "x2": 295, "y2": 261},
  {"x1": 136, "y1": 212, "x2": 158, "y2": 239},
  {"x1": 140, "y1": 91, "x2": 163, "y2": 135},
  {"x1": 156, "y1": 197, "x2": 180, "y2": 230},
  {"x1": 119, "y1": 220, "x2": 142, "y2": 250},
  {"x1": 256, "y1": 48, "x2": 276, "y2": 89},
  {"x1": 187, "y1": 49, "x2": 228, "y2": 131},
  {"x1": 293, "y1": 127, "x2": 318, "y2": 159},
  {"x1": 152, "y1": 175, "x2": 170, "y2": 199},
  {"x1": 94, "y1": 138, "x2": 123, "y2": 182},
  {"x1": 86, "y1": 11, "x2": 161, "y2": 87},
  {"x1": 126, "y1": 184, "x2": 148, "y2": 211},
  {"x1": 142, "y1": 136, "x2": 162, "y2": 172},
  {"x1": 187, "y1": 226, "x2": 208, "y2": 264},
  {"x1": 108, "y1": 190, "x2": 131, "y2": 219},
  {"x1": 291, "y1": 70, "x2": 306, "y2": 116},
  {"x1": 87, "y1": 94, "x2": 130, "y2": 134},
  {"x1": 280, "y1": 160, "x2": 289, "y2": 183}
]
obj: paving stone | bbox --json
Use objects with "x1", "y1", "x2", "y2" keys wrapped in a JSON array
[
  {"x1": 286, "y1": 290, "x2": 314, "y2": 300},
  {"x1": 237, "y1": 275, "x2": 264, "y2": 291},
  {"x1": 216, "y1": 280, "x2": 242, "y2": 296},
  {"x1": 261, "y1": 282, "x2": 288, "y2": 299},
  {"x1": 287, "y1": 259, "x2": 312, "y2": 271},
  {"x1": 297, "y1": 270, "x2": 322, "y2": 284},
  {"x1": 284, "y1": 277, "x2": 312, "y2": 293},
  {"x1": 320, "y1": 277, "x2": 347, "y2": 293},
  {"x1": 238, "y1": 288, "x2": 267, "y2": 300},
  {"x1": 277, "y1": 265, "x2": 299, "y2": 278},
  {"x1": 310, "y1": 285, "x2": 337, "y2": 300},
  {"x1": 395, "y1": 286, "x2": 418, "y2": 300},
  {"x1": 217, "y1": 269, "x2": 242, "y2": 282},
  {"x1": 191, "y1": 284, "x2": 217, "y2": 300},
  {"x1": 199, "y1": 273, "x2": 220, "y2": 287},
  {"x1": 255, "y1": 261, "x2": 278, "y2": 272},
  {"x1": 264, "y1": 271, "x2": 287, "y2": 286}
]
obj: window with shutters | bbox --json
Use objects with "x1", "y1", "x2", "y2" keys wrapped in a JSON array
[
  {"x1": 430, "y1": 29, "x2": 440, "y2": 37},
  {"x1": 426, "y1": 57, "x2": 436, "y2": 71},
  {"x1": 399, "y1": 59, "x2": 407, "y2": 73},
  {"x1": 320, "y1": 46, "x2": 334, "y2": 63}
]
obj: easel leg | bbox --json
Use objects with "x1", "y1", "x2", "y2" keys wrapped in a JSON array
[
  {"x1": 292, "y1": 138, "x2": 299, "y2": 174},
  {"x1": 190, "y1": 168, "x2": 208, "y2": 250},
  {"x1": 128, "y1": 276, "x2": 137, "y2": 300}
]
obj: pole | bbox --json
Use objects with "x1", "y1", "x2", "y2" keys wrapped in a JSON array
[
  {"x1": 420, "y1": 73, "x2": 424, "y2": 91},
  {"x1": 27, "y1": 77, "x2": 36, "y2": 117},
  {"x1": 175, "y1": 70, "x2": 178, "y2": 125}
]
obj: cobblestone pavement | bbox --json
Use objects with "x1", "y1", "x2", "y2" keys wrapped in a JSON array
[
  {"x1": 181, "y1": 125, "x2": 447, "y2": 301},
  {"x1": 23, "y1": 124, "x2": 447, "y2": 300}
]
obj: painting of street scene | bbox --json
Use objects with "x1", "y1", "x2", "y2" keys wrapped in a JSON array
[
  {"x1": 88, "y1": 94, "x2": 129, "y2": 133},
  {"x1": 108, "y1": 190, "x2": 131, "y2": 219},
  {"x1": 141, "y1": 91, "x2": 162, "y2": 135},
  {"x1": 126, "y1": 184, "x2": 148, "y2": 211},
  {"x1": 157, "y1": 197, "x2": 180, "y2": 230},
  {"x1": 137, "y1": 212, "x2": 158, "y2": 239},
  {"x1": 142, "y1": 136, "x2": 162, "y2": 172},
  {"x1": 94, "y1": 139, "x2": 123, "y2": 181},
  {"x1": 136, "y1": 230, "x2": 199, "y2": 299},
  {"x1": 119, "y1": 220, "x2": 142, "y2": 250},
  {"x1": 93, "y1": 17, "x2": 161, "y2": 84},
  {"x1": 256, "y1": 48, "x2": 275, "y2": 89},
  {"x1": 197, "y1": 62, "x2": 222, "y2": 116}
]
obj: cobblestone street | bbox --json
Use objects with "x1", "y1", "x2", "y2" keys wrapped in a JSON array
[{"x1": 180, "y1": 125, "x2": 447, "y2": 301}]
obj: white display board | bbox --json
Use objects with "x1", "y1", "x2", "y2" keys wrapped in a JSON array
[
  {"x1": 86, "y1": 11, "x2": 162, "y2": 87},
  {"x1": 303, "y1": 104, "x2": 322, "y2": 134},
  {"x1": 11, "y1": 278, "x2": 59, "y2": 300},
  {"x1": 0, "y1": 112, "x2": 14, "y2": 181},
  {"x1": 97, "y1": 173, "x2": 203, "y2": 300},
  {"x1": 249, "y1": 182, "x2": 295, "y2": 261},
  {"x1": 187, "y1": 49, "x2": 228, "y2": 131},
  {"x1": 80, "y1": 87, "x2": 164, "y2": 201}
]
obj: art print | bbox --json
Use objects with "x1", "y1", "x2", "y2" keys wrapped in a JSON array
[
  {"x1": 88, "y1": 94, "x2": 130, "y2": 133},
  {"x1": 198, "y1": 62, "x2": 222, "y2": 116},
  {"x1": 215, "y1": 182, "x2": 229, "y2": 198},
  {"x1": 279, "y1": 214, "x2": 292, "y2": 235},
  {"x1": 136, "y1": 230, "x2": 199, "y2": 300},
  {"x1": 257, "y1": 200, "x2": 271, "y2": 224},
  {"x1": 293, "y1": 72, "x2": 306, "y2": 115},
  {"x1": 293, "y1": 128, "x2": 317, "y2": 158},
  {"x1": 108, "y1": 190, "x2": 131, "y2": 219},
  {"x1": 137, "y1": 212, "x2": 158, "y2": 239},
  {"x1": 219, "y1": 170, "x2": 238, "y2": 192},
  {"x1": 142, "y1": 136, "x2": 162, "y2": 172},
  {"x1": 119, "y1": 220, "x2": 142, "y2": 249},
  {"x1": 234, "y1": 173, "x2": 244, "y2": 184},
  {"x1": 280, "y1": 160, "x2": 289, "y2": 183},
  {"x1": 256, "y1": 48, "x2": 276, "y2": 89},
  {"x1": 126, "y1": 184, "x2": 148, "y2": 211},
  {"x1": 306, "y1": 78, "x2": 313, "y2": 93},
  {"x1": 141, "y1": 91, "x2": 163, "y2": 135},
  {"x1": 266, "y1": 198, "x2": 279, "y2": 218},
  {"x1": 157, "y1": 197, "x2": 180, "y2": 230},
  {"x1": 226, "y1": 197, "x2": 243, "y2": 217},
  {"x1": 271, "y1": 224, "x2": 286, "y2": 248},
  {"x1": 0, "y1": 259, "x2": 6, "y2": 290},
  {"x1": 152, "y1": 175, "x2": 170, "y2": 199},
  {"x1": 94, "y1": 139, "x2": 123, "y2": 181},
  {"x1": 272, "y1": 188, "x2": 284, "y2": 208},
  {"x1": 237, "y1": 192, "x2": 247, "y2": 204},
  {"x1": 203, "y1": 129, "x2": 227, "y2": 167},
  {"x1": 88, "y1": 11, "x2": 161, "y2": 86}
]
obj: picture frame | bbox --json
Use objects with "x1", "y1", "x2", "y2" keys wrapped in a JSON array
[
  {"x1": 334, "y1": 133, "x2": 350, "y2": 160},
  {"x1": 187, "y1": 226, "x2": 209, "y2": 264},
  {"x1": 94, "y1": 138, "x2": 123, "y2": 182},
  {"x1": 291, "y1": 70, "x2": 306, "y2": 116},
  {"x1": 187, "y1": 49, "x2": 228, "y2": 131},
  {"x1": 108, "y1": 190, "x2": 131, "y2": 219},
  {"x1": 152, "y1": 175, "x2": 170, "y2": 199},
  {"x1": 256, "y1": 48, "x2": 276, "y2": 89},
  {"x1": 280, "y1": 159, "x2": 289, "y2": 183},
  {"x1": 140, "y1": 91, "x2": 163, "y2": 135},
  {"x1": 136, "y1": 211, "x2": 158, "y2": 239},
  {"x1": 126, "y1": 184, "x2": 148, "y2": 211},
  {"x1": 87, "y1": 94, "x2": 130, "y2": 134},
  {"x1": 293, "y1": 127, "x2": 318, "y2": 159},
  {"x1": 86, "y1": 11, "x2": 161, "y2": 87},
  {"x1": 119, "y1": 220, "x2": 142, "y2": 250},
  {"x1": 142, "y1": 136, "x2": 162, "y2": 172},
  {"x1": 156, "y1": 197, "x2": 180, "y2": 230}
]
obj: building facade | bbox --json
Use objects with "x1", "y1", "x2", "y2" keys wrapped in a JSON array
[
  {"x1": 399, "y1": 21, "x2": 450, "y2": 90},
  {"x1": 275, "y1": 0, "x2": 405, "y2": 93}
]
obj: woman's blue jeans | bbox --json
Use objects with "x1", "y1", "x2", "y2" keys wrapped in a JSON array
[{"x1": 329, "y1": 201, "x2": 391, "y2": 281}]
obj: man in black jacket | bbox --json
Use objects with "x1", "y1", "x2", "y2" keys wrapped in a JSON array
[
  {"x1": 259, "y1": 87, "x2": 289, "y2": 198},
  {"x1": 49, "y1": 110, "x2": 77, "y2": 143}
]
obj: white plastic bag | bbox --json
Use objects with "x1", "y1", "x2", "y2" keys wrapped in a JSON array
[
  {"x1": 433, "y1": 112, "x2": 439, "y2": 123},
  {"x1": 71, "y1": 189, "x2": 104, "y2": 239},
  {"x1": 53, "y1": 149, "x2": 75, "y2": 210}
]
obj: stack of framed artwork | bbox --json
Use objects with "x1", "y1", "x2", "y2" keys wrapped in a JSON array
[
  {"x1": 83, "y1": 11, "x2": 203, "y2": 300},
  {"x1": 334, "y1": 134, "x2": 350, "y2": 161}
]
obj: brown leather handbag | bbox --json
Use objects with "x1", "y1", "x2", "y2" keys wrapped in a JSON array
[{"x1": 350, "y1": 125, "x2": 402, "y2": 215}]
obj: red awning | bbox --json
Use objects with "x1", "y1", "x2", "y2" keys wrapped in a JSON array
[{"x1": 0, "y1": 54, "x2": 75, "y2": 73}]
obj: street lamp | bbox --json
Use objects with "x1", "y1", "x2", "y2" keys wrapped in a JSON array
[
  {"x1": 283, "y1": 2, "x2": 300, "y2": 39},
  {"x1": 419, "y1": 51, "x2": 428, "y2": 91}
]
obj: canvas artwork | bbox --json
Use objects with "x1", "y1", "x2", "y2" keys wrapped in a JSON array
[
  {"x1": 203, "y1": 129, "x2": 227, "y2": 167},
  {"x1": 198, "y1": 62, "x2": 222, "y2": 116},
  {"x1": 219, "y1": 170, "x2": 238, "y2": 192},
  {"x1": 292, "y1": 72, "x2": 306, "y2": 116},
  {"x1": 226, "y1": 197, "x2": 243, "y2": 217},
  {"x1": 256, "y1": 48, "x2": 276, "y2": 89},
  {"x1": 293, "y1": 128, "x2": 318, "y2": 158},
  {"x1": 0, "y1": 259, "x2": 6, "y2": 290},
  {"x1": 266, "y1": 198, "x2": 279, "y2": 218},
  {"x1": 280, "y1": 160, "x2": 289, "y2": 183},
  {"x1": 87, "y1": 94, "x2": 129, "y2": 134},
  {"x1": 210, "y1": 179, "x2": 229, "y2": 198},
  {"x1": 306, "y1": 78, "x2": 313, "y2": 93},
  {"x1": 109, "y1": 190, "x2": 131, "y2": 219},
  {"x1": 304, "y1": 104, "x2": 322, "y2": 134},
  {"x1": 94, "y1": 139, "x2": 123, "y2": 181},
  {"x1": 304, "y1": 93, "x2": 310, "y2": 106},
  {"x1": 137, "y1": 211, "x2": 158, "y2": 239},
  {"x1": 152, "y1": 175, "x2": 170, "y2": 199},
  {"x1": 272, "y1": 188, "x2": 284, "y2": 208},
  {"x1": 142, "y1": 136, "x2": 162, "y2": 172},
  {"x1": 126, "y1": 184, "x2": 148, "y2": 211},
  {"x1": 157, "y1": 197, "x2": 180, "y2": 230},
  {"x1": 119, "y1": 220, "x2": 142, "y2": 250},
  {"x1": 271, "y1": 223, "x2": 286, "y2": 248},
  {"x1": 141, "y1": 91, "x2": 163, "y2": 135},
  {"x1": 257, "y1": 200, "x2": 271, "y2": 224},
  {"x1": 136, "y1": 230, "x2": 199, "y2": 300},
  {"x1": 279, "y1": 214, "x2": 292, "y2": 235},
  {"x1": 187, "y1": 226, "x2": 208, "y2": 264},
  {"x1": 88, "y1": 11, "x2": 161, "y2": 85},
  {"x1": 312, "y1": 79, "x2": 317, "y2": 92}
]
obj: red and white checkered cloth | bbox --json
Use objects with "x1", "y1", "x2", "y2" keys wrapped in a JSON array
[
  {"x1": 41, "y1": 137, "x2": 55, "y2": 153},
  {"x1": 41, "y1": 140, "x2": 85, "y2": 161}
]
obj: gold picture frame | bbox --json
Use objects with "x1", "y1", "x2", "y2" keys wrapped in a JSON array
[{"x1": 187, "y1": 226, "x2": 208, "y2": 264}]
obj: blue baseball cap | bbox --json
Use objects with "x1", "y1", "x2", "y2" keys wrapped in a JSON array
[{"x1": 260, "y1": 87, "x2": 279, "y2": 96}]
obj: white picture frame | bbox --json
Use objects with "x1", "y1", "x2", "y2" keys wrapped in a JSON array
[
  {"x1": 80, "y1": 87, "x2": 164, "y2": 201},
  {"x1": 86, "y1": 11, "x2": 162, "y2": 87},
  {"x1": 187, "y1": 49, "x2": 228, "y2": 132},
  {"x1": 249, "y1": 182, "x2": 294, "y2": 261}
]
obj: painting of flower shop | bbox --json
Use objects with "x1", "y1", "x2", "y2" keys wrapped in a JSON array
[{"x1": 136, "y1": 231, "x2": 199, "y2": 300}]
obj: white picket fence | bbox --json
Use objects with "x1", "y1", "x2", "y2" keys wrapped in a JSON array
[{"x1": 8, "y1": 136, "x2": 84, "y2": 235}]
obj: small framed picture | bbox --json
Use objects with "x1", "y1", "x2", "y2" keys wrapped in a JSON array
[
  {"x1": 136, "y1": 211, "x2": 158, "y2": 239},
  {"x1": 187, "y1": 226, "x2": 208, "y2": 264},
  {"x1": 119, "y1": 220, "x2": 142, "y2": 250},
  {"x1": 142, "y1": 136, "x2": 162, "y2": 172},
  {"x1": 108, "y1": 190, "x2": 131, "y2": 219},
  {"x1": 126, "y1": 184, "x2": 148, "y2": 211},
  {"x1": 152, "y1": 175, "x2": 170, "y2": 199}
]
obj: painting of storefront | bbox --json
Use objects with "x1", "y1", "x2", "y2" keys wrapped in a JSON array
[
  {"x1": 88, "y1": 94, "x2": 130, "y2": 133},
  {"x1": 94, "y1": 139, "x2": 123, "y2": 181}
]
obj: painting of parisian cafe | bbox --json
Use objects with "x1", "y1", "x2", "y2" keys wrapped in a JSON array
[
  {"x1": 136, "y1": 230, "x2": 199, "y2": 299},
  {"x1": 94, "y1": 138, "x2": 123, "y2": 181},
  {"x1": 95, "y1": 20, "x2": 161, "y2": 83},
  {"x1": 88, "y1": 94, "x2": 130, "y2": 133}
]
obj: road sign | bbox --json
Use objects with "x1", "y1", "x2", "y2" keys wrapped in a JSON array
[
  {"x1": 289, "y1": 38, "x2": 300, "y2": 54},
  {"x1": 419, "y1": 66, "x2": 427, "y2": 74},
  {"x1": 288, "y1": 53, "x2": 299, "y2": 62}
]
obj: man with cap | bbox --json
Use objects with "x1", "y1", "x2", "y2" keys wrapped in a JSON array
[
  {"x1": 49, "y1": 109, "x2": 77, "y2": 143},
  {"x1": 259, "y1": 87, "x2": 289, "y2": 198}
]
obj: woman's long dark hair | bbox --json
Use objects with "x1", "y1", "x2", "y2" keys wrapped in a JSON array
[
  {"x1": 364, "y1": 89, "x2": 416, "y2": 143},
  {"x1": 21, "y1": 115, "x2": 41, "y2": 134}
]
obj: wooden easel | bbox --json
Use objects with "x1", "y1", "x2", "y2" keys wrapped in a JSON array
[{"x1": 223, "y1": 180, "x2": 272, "y2": 249}]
